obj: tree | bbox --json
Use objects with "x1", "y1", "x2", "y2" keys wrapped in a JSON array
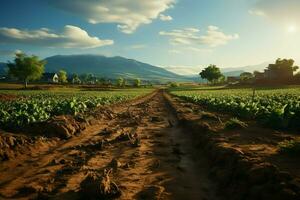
[
  {"x1": 133, "y1": 78, "x2": 141, "y2": 87},
  {"x1": 72, "y1": 73, "x2": 81, "y2": 84},
  {"x1": 117, "y1": 77, "x2": 124, "y2": 87},
  {"x1": 7, "y1": 53, "x2": 45, "y2": 88},
  {"x1": 80, "y1": 73, "x2": 89, "y2": 84},
  {"x1": 199, "y1": 64, "x2": 223, "y2": 84},
  {"x1": 240, "y1": 72, "x2": 253, "y2": 81},
  {"x1": 58, "y1": 70, "x2": 68, "y2": 83}
]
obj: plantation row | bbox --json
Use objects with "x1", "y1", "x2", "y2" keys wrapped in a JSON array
[
  {"x1": 0, "y1": 89, "x2": 152, "y2": 128},
  {"x1": 171, "y1": 88, "x2": 300, "y2": 129}
]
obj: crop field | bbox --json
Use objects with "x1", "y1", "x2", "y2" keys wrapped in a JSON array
[
  {"x1": 0, "y1": 88, "x2": 153, "y2": 129},
  {"x1": 170, "y1": 86, "x2": 300, "y2": 129}
]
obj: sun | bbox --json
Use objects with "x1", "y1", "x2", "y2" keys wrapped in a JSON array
[{"x1": 287, "y1": 25, "x2": 297, "y2": 33}]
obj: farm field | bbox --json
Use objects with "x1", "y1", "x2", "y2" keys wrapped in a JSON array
[
  {"x1": 0, "y1": 87, "x2": 299, "y2": 200},
  {"x1": 170, "y1": 86, "x2": 300, "y2": 129},
  {"x1": 0, "y1": 88, "x2": 154, "y2": 130}
]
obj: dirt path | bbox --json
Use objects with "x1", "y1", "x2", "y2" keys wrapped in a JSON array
[{"x1": 0, "y1": 91, "x2": 218, "y2": 200}]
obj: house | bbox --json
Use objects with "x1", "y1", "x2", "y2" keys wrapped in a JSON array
[{"x1": 41, "y1": 73, "x2": 59, "y2": 83}]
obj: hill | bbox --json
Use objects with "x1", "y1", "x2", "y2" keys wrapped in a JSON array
[
  {"x1": 222, "y1": 62, "x2": 269, "y2": 74},
  {"x1": 44, "y1": 55, "x2": 193, "y2": 82},
  {"x1": 0, "y1": 63, "x2": 7, "y2": 75}
]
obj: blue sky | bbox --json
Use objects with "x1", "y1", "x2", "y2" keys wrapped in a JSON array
[{"x1": 0, "y1": 0, "x2": 299, "y2": 75}]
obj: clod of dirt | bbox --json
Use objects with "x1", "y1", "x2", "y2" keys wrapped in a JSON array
[
  {"x1": 110, "y1": 158, "x2": 122, "y2": 170},
  {"x1": 151, "y1": 116, "x2": 164, "y2": 122},
  {"x1": 80, "y1": 169, "x2": 121, "y2": 200},
  {"x1": 46, "y1": 115, "x2": 80, "y2": 139},
  {"x1": 200, "y1": 111, "x2": 219, "y2": 121},
  {"x1": 99, "y1": 128, "x2": 113, "y2": 135},
  {"x1": 136, "y1": 185, "x2": 165, "y2": 200},
  {"x1": 224, "y1": 118, "x2": 248, "y2": 130},
  {"x1": 131, "y1": 137, "x2": 141, "y2": 147}
]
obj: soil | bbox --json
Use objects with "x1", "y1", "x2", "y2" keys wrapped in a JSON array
[
  {"x1": 0, "y1": 91, "x2": 218, "y2": 200},
  {"x1": 0, "y1": 94, "x2": 19, "y2": 101},
  {"x1": 1, "y1": 90, "x2": 299, "y2": 200}
]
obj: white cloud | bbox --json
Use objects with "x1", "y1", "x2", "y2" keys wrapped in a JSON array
[
  {"x1": 248, "y1": 9, "x2": 266, "y2": 16},
  {"x1": 48, "y1": 0, "x2": 175, "y2": 34},
  {"x1": 0, "y1": 25, "x2": 113, "y2": 49},
  {"x1": 129, "y1": 44, "x2": 147, "y2": 49},
  {"x1": 250, "y1": 0, "x2": 300, "y2": 23},
  {"x1": 159, "y1": 14, "x2": 173, "y2": 21},
  {"x1": 160, "y1": 26, "x2": 239, "y2": 47}
]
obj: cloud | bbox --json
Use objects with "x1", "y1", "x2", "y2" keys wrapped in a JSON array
[
  {"x1": 159, "y1": 14, "x2": 173, "y2": 21},
  {"x1": 0, "y1": 49, "x2": 22, "y2": 56},
  {"x1": 0, "y1": 25, "x2": 113, "y2": 48},
  {"x1": 248, "y1": 9, "x2": 266, "y2": 16},
  {"x1": 160, "y1": 26, "x2": 239, "y2": 47},
  {"x1": 48, "y1": 0, "x2": 175, "y2": 34},
  {"x1": 250, "y1": 0, "x2": 300, "y2": 23}
]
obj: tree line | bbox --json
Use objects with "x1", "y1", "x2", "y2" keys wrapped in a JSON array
[{"x1": 199, "y1": 58, "x2": 300, "y2": 85}]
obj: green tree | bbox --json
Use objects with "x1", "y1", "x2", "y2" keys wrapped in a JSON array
[
  {"x1": 117, "y1": 77, "x2": 124, "y2": 87},
  {"x1": 240, "y1": 72, "x2": 253, "y2": 81},
  {"x1": 72, "y1": 73, "x2": 81, "y2": 84},
  {"x1": 80, "y1": 73, "x2": 89, "y2": 84},
  {"x1": 58, "y1": 70, "x2": 68, "y2": 83},
  {"x1": 7, "y1": 53, "x2": 45, "y2": 88},
  {"x1": 133, "y1": 78, "x2": 141, "y2": 87},
  {"x1": 199, "y1": 64, "x2": 223, "y2": 84}
]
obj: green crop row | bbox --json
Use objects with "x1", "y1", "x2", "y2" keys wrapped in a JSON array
[
  {"x1": 0, "y1": 89, "x2": 153, "y2": 128},
  {"x1": 170, "y1": 87, "x2": 300, "y2": 129}
]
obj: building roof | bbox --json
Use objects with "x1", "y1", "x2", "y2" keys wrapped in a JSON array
[{"x1": 42, "y1": 73, "x2": 57, "y2": 79}]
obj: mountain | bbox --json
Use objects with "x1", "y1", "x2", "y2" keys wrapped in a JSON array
[
  {"x1": 222, "y1": 62, "x2": 269, "y2": 75},
  {"x1": 44, "y1": 55, "x2": 193, "y2": 82},
  {"x1": 0, "y1": 63, "x2": 7, "y2": 75}
]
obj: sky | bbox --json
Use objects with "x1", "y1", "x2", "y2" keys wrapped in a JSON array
[{"x1": 0, "y1": 0, "x2": 300, "y2": 75}]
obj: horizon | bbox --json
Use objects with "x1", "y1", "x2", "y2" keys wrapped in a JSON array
[{"x1": 0, "y1": 0, "x2": 300, "y2": 75}]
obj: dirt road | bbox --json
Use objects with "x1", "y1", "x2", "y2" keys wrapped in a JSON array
[{"x1": 0, "y1": 91, "x2": 218, "y2": 200}]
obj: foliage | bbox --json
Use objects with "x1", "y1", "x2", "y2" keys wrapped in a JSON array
[
  {"x1": 240, "y1": 72, "x2": 253, "y2": 81},
  {"x1": 72, "y1": 73, "x2": 81, "y2": 84},
  {"x1": 134, "y1": 78, "x2": 141, "y2": 87},
  {"x1": 7, "y1": 53, "x2": 45, "y2": 88},
  {"x1": 0, "y1": 89, "x2": 153, "y2": 129},
  {"x1": 58, "y1": 70, "x2": 68, "y2": 83},
  {"x1": 171, "y1": 87, "x2": 300, "y2": 129},
  {"x1": 170, "y1": 82, "x2": 180, "y2": 88},
  {"x1": 116, "y1": 77, "x2": 126, "y2": 87},
  {"x1": 199, "y1": 64, "x2": 223, "y2": 83},
  {"x1": 278, "y1": 139, "x2": 300, "y2": 155}
]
